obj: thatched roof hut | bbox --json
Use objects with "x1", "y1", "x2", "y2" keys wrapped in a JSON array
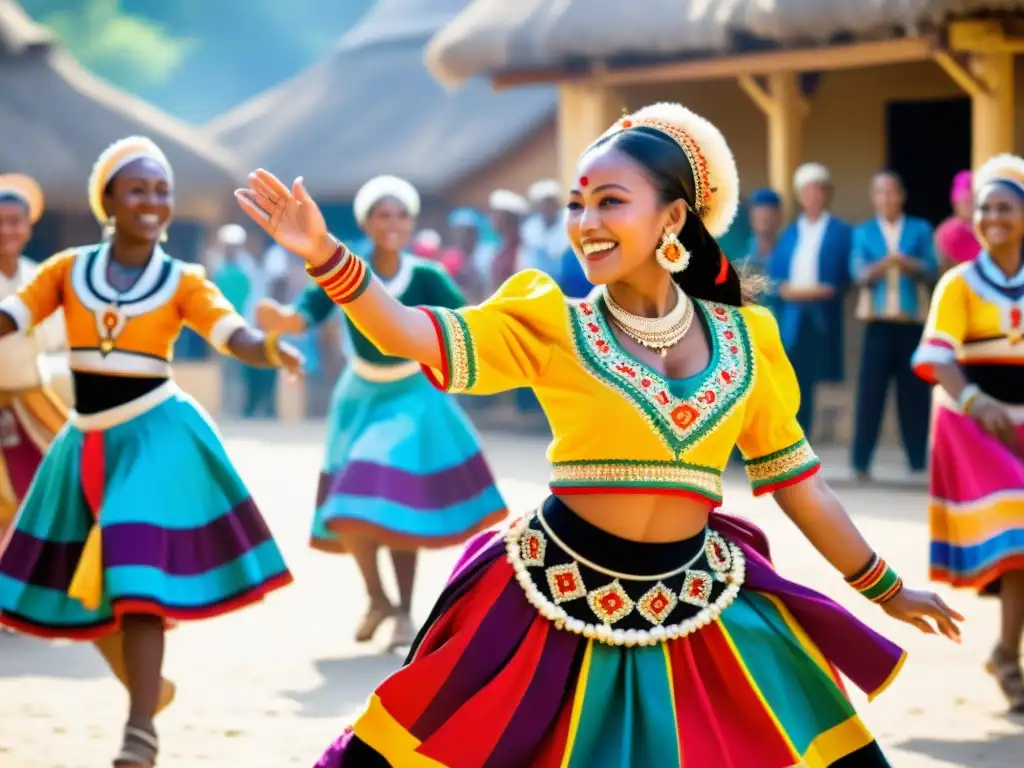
[
  {"x1": 426, "y1": 0, "x2": 1024, "y2": 86},
  {"x1": 0, "y1": 0, "x2": 241, "y2": 221},
  {"x1": 206, "y1": 0, "x2": 555, "y2": 201}
]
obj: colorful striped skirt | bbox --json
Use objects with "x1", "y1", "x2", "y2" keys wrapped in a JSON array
[
  {"x1": 928, "y1": 398, "x2": 1024, "y2": 593},
  {"x1": 0, "y1": 382, "x2": 292, "y2": 639},
  {"x1": 316, "y1": 497, "x2": 904, "y2": 767},
  {"x1": 310, "y1": 363, "x2": 506, "y2": 553},
  {"x1": 0, "y1": 385, "x2": 66, "y2": 531}
]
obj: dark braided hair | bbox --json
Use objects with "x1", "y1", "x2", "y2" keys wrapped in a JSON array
[{"x1": 586, "y1": 126, "x2": 758, "y2": 306}]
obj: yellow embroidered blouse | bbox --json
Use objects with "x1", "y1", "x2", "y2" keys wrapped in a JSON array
[
  {"x1": 0, "y1": 243, "x2": 246, "y2": 380},
  {"x1": 912, "y1": 254, "x2": 1024, "y2": 403},
  {"x1": 413, "y1": 270, "x2": 820, "y2": 504}
]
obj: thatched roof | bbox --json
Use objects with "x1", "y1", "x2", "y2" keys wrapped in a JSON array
[
  {"x1": 0, "y1": 1, "x2": 242, "y2": 220},
  {"x1": 206, "y1": 0, "x2": 555, "y2": 200},
  {"x1": 427, "y1": 0, "x2": 1024, "y2": 86}
]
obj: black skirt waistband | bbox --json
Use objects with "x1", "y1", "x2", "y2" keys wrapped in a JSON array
[{"x1": 541, "y1": 496, "x2": 706, "y2": 578}]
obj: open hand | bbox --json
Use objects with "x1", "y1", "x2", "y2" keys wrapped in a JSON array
[
  {"x1": 971, "y1": 398, "x2": 1019, "y2": 450},
  {"x1": 235, "y1": 170, "x2": 334, "y2": 267},
  {"x1": 274, "y1": 338, "x2": 305, "y2": 380},
  {"x1": 881, "y1": 587, "x2": 963, "y2": 642}
]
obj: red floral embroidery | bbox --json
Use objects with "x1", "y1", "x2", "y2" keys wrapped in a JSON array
[
  {"x1": 655, "y1": 391, "x2": 669, "y2": 406},
  {"x1": 587, "y1": 322, "x2": 599, "y2": 333},
  {"x1": 1012, "y1": 307, "x2": 1022, "y2": 327},
  {"x1": 670, "y1": 403, "x2": 699, "y2": 428},
  {"x1": 615, "y1": 363, "x2": 637, "y2": 377},
  {"x1": 600, "y1": 592, "x2": 624, "y2": 614},
  {"x1": 721, "y1": 370, "x2": 732, "y2": 384},
  {"x1": 724, "y1": 330, "x2": 734, "y2": 340},
  {"x1": 555, "y1": 572, "x2": 578, "y2": 596},
  {"x1": 641, "y1": 378, "x2": 652, "y2": 388}
]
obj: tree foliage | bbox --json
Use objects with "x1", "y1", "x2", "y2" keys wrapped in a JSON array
[{"x1": 18, "y1": 0, "x2": 375, "y2": 122}]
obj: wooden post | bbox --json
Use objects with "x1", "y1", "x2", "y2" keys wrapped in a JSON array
[
  {"x1": 738, "y1": 73, "x2": 808, "y2": 219},
  {"x1": 556, "y1": 83, "x2": 621, "y2": 190},
  {"x1": 970, "y1": 52, "x2": 1015, "y2": 169}
]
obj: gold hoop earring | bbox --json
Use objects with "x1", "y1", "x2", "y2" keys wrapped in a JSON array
[{"x1": 655, "y1": 230, "x2": 690, "y2": 273}]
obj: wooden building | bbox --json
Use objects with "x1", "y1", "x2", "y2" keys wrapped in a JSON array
[
  {"x1": 206, "y1": 0, "x2": 558, "y2": 241},
  {"x1": 0, "y1": 0, "x2": 242, "y2": 256},
  {"x1": 425, "y1": 1, "x2": 1024, "y2": 446}
]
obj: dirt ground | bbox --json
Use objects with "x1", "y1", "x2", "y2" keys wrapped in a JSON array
[{"x1": 0, "y1": 424, "x2": 1021, "y2": 767}]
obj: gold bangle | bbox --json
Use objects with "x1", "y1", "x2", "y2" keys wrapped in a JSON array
[{"x1": 264, "y1": 331, "x2": 282, "y2": 367}]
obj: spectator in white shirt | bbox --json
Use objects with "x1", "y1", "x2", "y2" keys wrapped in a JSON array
[{"x1": 521, "y1": 179, "x2": 569, "y2": 278}]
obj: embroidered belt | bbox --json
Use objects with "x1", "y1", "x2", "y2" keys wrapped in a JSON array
[{"x1": 505, "y1": 506, "x2": 745, "y2": 647}]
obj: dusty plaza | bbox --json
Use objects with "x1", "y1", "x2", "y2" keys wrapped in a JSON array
[{"x1": 0, "y1": 424, "x2": 1019, "y2": 767}]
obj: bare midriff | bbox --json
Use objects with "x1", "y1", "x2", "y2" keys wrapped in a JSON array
[{"x1": 555, "y1": 492, "x2": 711, "y2": 543}]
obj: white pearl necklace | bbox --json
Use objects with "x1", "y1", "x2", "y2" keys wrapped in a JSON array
[
  {"x1": 602, "y1": 283, "x2": 695, "y2": 357},
  {"x1": 504, "y1": 514, "x2": 746, "y2": 648}
]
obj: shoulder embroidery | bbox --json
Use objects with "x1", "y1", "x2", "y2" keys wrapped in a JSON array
[{"x1": 567, "y1": 296, "x2": 754, "y2": 455}]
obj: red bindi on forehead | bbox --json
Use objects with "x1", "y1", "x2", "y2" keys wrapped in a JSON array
[{"x1": 579, "y1": 176, "x2": 589, "y2": 187}]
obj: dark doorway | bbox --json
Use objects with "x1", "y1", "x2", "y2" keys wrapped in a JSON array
[{"x1": 885, "y1": 99, "x2": 971, "y2": 226}]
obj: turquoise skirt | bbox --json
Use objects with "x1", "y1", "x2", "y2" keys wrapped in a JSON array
[
  {"x1": 310, "y1": 365, "x2": 506, "y2": 553},
  {"x1": 0, "y1": 386, "x2": 291, "y2": 639}
]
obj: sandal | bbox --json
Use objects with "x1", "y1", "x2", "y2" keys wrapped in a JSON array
[
  {"x1": 354, "y1": 602, "x2": 395, "y2": 643},
  {"x1": 985, "y1": 646, "x2": 1024, "y2": 714},
  {"x1": 113, "y1": 722, "x2": 158, "y2": 767},
  {"x1": 387, "y1": 612, "x2": 415, "y2": 651}
]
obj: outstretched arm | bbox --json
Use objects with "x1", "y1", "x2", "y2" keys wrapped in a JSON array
[
  {"x1": 773, "y1": 476, "x2": 961, "y2": 640},
  {"x1": 236, "y1": 171, "x2": 440, "y2": 368},
  {"x1": 737, "y1": 305, "x2": 963, "y2": 641}
]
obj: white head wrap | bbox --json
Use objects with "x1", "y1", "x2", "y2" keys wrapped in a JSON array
[
  {"x1": 527, "y1": 179, "x2": 561, "y2": 203},
  {"x1": 793, "y1": 163, "x2": 831, "y2": 193},
  {"x1": 488, "y1": 189, "x2": 529, "y2": 216},
  {"x1": 353, "y1": 175, "x2": 421, "y2": 225}
]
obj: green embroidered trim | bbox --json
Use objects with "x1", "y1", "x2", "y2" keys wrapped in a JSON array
[
  {"x1": 567, "y1": 296, "x2": 754, "y2": 455},
  {"x1": 424, "y1": 307, "x2": 476, "y2": 393},
  {"x1": 745, "y1": 438, "x2": 820, "y2": 492}
]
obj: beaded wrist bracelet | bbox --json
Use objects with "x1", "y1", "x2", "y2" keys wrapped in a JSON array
[
  {"x1": 307, "y1": 241, "x2": 372, "y2": 305},
  {"x1": 846, "y1": 554, "x2": 903, "y2": 604}
]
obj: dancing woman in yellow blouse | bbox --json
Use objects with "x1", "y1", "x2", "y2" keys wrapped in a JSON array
[
  {"x1": 239, "y1": 103, "x2": 962, "y2": 767},
  {"x1": 0, "y1": 137, "x2": 299, "y2": 768}
]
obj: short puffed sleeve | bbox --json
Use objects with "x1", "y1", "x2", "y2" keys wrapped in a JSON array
[
  {"x1": 911, "y1": 266, "x2": 969, "y2": 385},
  {"x1": 178, "y1": 264, "x2": 248, "y2": 352},
  {"x1": 418, "y1": 269, "x2": 567, "y2": 395},
  {"x1": 735, "y1": 305, "x2": 821, "y2": 495},
  {"x1": 0, "y1": 249, "x2": 75, "y2": 332}
]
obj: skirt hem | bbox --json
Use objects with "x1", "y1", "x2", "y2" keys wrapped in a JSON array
[
  {"x1": 0, "y1": 569, "x2": 293, "y2": 640},
  {"x1": 315, "y1": 508, "x2": 508, "y2": 553},
  {"x1": 930, "y1": 553, "x2": 1024, "y2": 593}
]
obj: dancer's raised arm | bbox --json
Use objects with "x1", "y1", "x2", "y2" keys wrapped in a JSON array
[{"x1": 236, "y1": 170, "x2": 441, "y2": 369}]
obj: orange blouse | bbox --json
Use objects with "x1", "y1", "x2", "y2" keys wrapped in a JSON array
[{"x1": 0, "y1": 243, "x2": 246, "y2": 379}]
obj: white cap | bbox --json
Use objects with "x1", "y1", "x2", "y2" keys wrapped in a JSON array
[
  {"x1": 793, "y1": 163, "x2": 831, "y2": 192},
  {"x1": 354, "y1": 175, "x2": 421, "y2": 225},
  {"x1": 488, "y1": 189, "x2": 529, "y2": 216},
  {"x1": 218, "y1": 223, "x2": 246, "y2": 246},
  {"x1": 527, "y1": 179, "x2": 561, "y2": 203}
]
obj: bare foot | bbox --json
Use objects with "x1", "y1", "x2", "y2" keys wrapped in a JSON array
[
  {"x1": 354, "y1": 602, "x2": 395, "y2": 643},
  {"x1": 388, "y1": 612, "x2": 415, "y2": 651}
]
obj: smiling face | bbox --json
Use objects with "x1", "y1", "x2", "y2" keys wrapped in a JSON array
[
  {"x1": 0, "y1": 198, "x2": 31, "y2": 263},
  {"x1": 363, "y1": 196, "x2": 414, "y2": 252},
  {"x1": 566, "y1": 143, "x2": 685, "y2": 285},
  {"x1": 103, "y1": 157, "x2": 173, "y2": 244},
  {"x1": 975, "y1": 182, "x2": 1024, "y2": 251}
]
